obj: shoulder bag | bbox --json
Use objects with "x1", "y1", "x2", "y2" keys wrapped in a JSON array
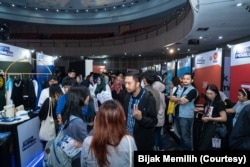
[{"x1": 39, "y1": 98, "x2": 56, "y2": 141}]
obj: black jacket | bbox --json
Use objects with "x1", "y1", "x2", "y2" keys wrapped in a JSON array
[
  {"x1": 123, "y1": 89, "x2": 157, "y2": 151},
  {"x1": 229, "y1": 103, "x2": 250, "y2": 150}
]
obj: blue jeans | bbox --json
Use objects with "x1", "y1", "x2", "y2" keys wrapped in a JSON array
[
  {"x1": 175, "y1": 117, "x2": 193, "y2": 151},
  {"x1": 154, "y1": 126, "x2": 164, "y2": 150}
]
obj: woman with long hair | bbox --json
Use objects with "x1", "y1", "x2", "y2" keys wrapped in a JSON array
[
  {"x1": 198, "y1": 84, "x2": 227, "y2": 150},
  {"x1": 81, "y1": 100, "x2": 137, "y2": 167},
  {"x1": 39, "y1": 84, "x2": 63, "y2": 146},
  {"x1": 62, "y1": 85, "x2": 90, "y2": 167}
]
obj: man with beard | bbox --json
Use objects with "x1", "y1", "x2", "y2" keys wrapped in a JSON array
[
  {"x1": 123, "y1": 71, "x2": 157, "y2": 151},
  {"x1": 170, "y1": 73, "x2": 197, "y2": 151}
]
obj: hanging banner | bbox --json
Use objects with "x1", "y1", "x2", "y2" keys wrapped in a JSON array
[
  {"x1": 230, "y1": 41, "x2": 250, "y2": 102},
  {"x1": 194, "y1": 48, "x2": 222, "y2": 104},
  {"x1": 177, "y1": 56, "x2": 191, "y2": 77},
  {"x1": 0, "y1": 43, "x2": 31, "y2": 62}
]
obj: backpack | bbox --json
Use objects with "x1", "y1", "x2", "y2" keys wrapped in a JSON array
[
  {"x1": 43, "y1": 127, "x2": 71, "y2": 167},
  {"x1": 82, "y1": 98, "x2": 96, "y2": 122},
  {"x1": 43, "y1": 118, "x2": 79, "y2": 167}
]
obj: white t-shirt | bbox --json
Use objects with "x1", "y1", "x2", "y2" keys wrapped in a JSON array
[{"x1": 37, "y1": 87, "x2": 49, "y2": 107}]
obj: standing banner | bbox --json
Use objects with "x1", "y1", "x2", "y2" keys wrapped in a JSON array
[
  {"x1": 36, "y1": 53, "x2": 55, "y2": 108},
  {"x1": 194, "y1": 48, "x2": 222, "y2": 104},
  {"x1": 222, "y1": 57, "x2": 231, "y2": 98},
  {"x1": 177, "y1": 56, "x2": 191, "y2": 77},
  {"x1": 165, "y1": 61, "x2": 176, "y2": 95},
  {"x1": 230, "y1": 41, "x2": 250, "y2": 102}
]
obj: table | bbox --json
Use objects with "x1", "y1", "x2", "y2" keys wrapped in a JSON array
[{"x1": 0, "y1": 112, "x2": 43, "y2": 167}]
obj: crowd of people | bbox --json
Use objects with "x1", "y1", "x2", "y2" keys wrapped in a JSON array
[{"x1": 37, "y1": 69, "x2": 250, "y2": 167}]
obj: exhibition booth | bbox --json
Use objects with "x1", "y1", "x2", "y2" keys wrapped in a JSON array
[{"x1": 0, "y1": 42, "x2": 54, "y2": 167}]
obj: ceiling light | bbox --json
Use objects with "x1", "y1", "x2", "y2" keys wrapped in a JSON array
[
  {"x1": 236, "y1": 3, "x2": 242, "y2": 7},
  {"x1": 199, "y1": 36, "x2": 203, "y2": 39},
  {"x1": 85, "y1": 9, "x2": 88, "y2": 12},
  {"x1": 218, "y1": 36, "x2": 223, "y2": 39},
  {"x1": 177, "y1": 48, "x2": 180, "y2": 51},
  {"x1": 122, "y1": 4, "x2": 125, "y2": 7},
  {"x1": 46, "y1": 9, "x2": 49, "y2": 11},
  {"x1": 187, "y1": 49, "x2": 191, "y2": 52},
  {"x1": 56, "y1": 9, "x2": 59, "y2": 12},
  {"x1": 12, "y1": 4, "x2": 15, "y2": 7},
  {"x1": 169, "y1": 49, "x2": 174, "y2": 54}
]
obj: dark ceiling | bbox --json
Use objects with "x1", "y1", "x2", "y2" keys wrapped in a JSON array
[{"x1": 1, "y1": 0, "x2": 250, "y2": 60}]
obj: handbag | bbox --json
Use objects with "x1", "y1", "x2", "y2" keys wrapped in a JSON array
[
  {"x1": 39, "y1": 98, "x2": 56, "y2": 141},
  {"x1": 215, "y1": 123, "x2": 227, "y2": 138},
  {"x1": 167, "y1": 101, "x2": 175, "y2": 115}
]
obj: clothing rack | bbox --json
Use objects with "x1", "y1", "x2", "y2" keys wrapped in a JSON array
[{"x1": 3, "y1": 58, "x2": 53, "y2": 106}]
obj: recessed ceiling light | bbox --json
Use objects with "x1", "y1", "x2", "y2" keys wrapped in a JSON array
[
  {"x1": 56, "y1": 9, "x2": 59, "y2": 12},
  {"x1": 12, "y1": 4, "x2": 15, "y2": 7},
  {"x1": 236, "y1": 3, "x2": 242, "y2": 7},
  {"x1": 169, "y1": 49, "x2": 174, "y2": 54},
  {"x1": 199, "y1": 36, "x2": 203, "y2": 39},
  {"x1": 218, "y1": 36, "x2": 223, "y2": 39},
  {"x1": 46, "y1": 9, "x2": 49, "y2": 11}
]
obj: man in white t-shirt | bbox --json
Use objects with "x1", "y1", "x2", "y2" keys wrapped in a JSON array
[{"x1": 37, "y1": 75, "x2": 58, "y2": 107}]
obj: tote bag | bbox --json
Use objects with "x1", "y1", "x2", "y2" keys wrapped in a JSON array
[
  {"x1": 39, "y1": 98, "x2": 56, "y2": 141},
  {"x1": 167, "y1": 101, "x2": 175, "y2": 115}
]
